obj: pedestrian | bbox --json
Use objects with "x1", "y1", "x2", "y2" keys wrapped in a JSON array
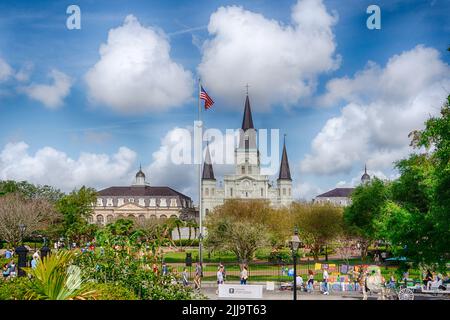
[
  {"x1": 194, "y1": 262, "x2": 202, "y2": 289},
  {"x1": 8, "y1": 260, "x2": 16, "y2": 278},
  {"x1": 322, "y1": 268, "x2": 329, "y2": 295},
  {"x1": 307, "y1": 269, "x2": 314, "y2": 292},
  {"x1": 216, "y1": 266, "x2": 224, "y2": 295},
  {"x1": 182, "y1": 268, "x2": 189, "y2": 286},
  {"x1": 162, "y1": 262, "x2": 168, "y2": 276},
  {"x1": 2, "y1": 263, "x2": 10, "y2": 280},
  {"x1": 31, "y1": 256, "x2": 38, "y2": 269},
  {"x1": 240, "y1": 265, "x2": 248, "y2": 285},
  {"x1": 32, "y1": 250, "x2": 40, "y2": 260},
  {"x1": 296, "y1": 274, "x2": 304, "y2": 291},
  {"x1": 152, "y1": 263, "x2": 159, "y2": 275}
]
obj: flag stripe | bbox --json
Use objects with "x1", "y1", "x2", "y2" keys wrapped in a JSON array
[{"x1": 200, "y1": 86, "x2": 214, "y2": 110}]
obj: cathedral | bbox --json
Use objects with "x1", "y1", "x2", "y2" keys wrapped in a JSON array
[{"x1": 201, "y1": 94, "x2": 293, "y2": 215}]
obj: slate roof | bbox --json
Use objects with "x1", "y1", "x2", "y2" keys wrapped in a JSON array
[
  {"x1": 316, "y1": 188, "x2": 355, "y2": 198},
  {"x1": 97, "y1": 186, "x2": 191, "y2": 200}
]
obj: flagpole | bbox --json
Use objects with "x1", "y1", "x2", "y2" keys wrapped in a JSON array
[{"x1": 198, "y1": 77, "x2": 203, "y2": 272}]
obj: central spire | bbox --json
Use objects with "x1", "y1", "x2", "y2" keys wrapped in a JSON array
[{"x1": 241, "y1": 94, "x2": 254, "y2": 131}]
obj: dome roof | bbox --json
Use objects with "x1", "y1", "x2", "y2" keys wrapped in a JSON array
[
  {"x1": 361, "y1": 164, "x2": 370, "y2": 182},
  {"x1": 136, "y1": 166, "x2": 145, "y2": 178}
]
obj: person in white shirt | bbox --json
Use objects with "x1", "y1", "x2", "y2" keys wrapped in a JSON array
[
  {"x1": 322, "y1": 269, "x2": 330, "y2": 295},
  {"x1": 296, "y1": 275, "x2": 304, "y2": 291}
]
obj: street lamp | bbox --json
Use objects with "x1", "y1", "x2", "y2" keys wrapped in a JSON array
[{"x1": 289, "y1": 228, "x2": 301, "y2": 301}]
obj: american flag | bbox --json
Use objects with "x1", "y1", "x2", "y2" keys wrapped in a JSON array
[{"x1": 200, "y1": 86, "x2": 214, "y2": 110}]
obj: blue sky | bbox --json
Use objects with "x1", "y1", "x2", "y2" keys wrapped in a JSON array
[{"x1": 0, "y1": 0, "x2": 449, "y2": 201}]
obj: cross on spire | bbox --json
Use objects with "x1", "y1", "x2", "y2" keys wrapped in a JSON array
[{"x1": 245, "y1": 83, "x2": 250, "y2": 95}]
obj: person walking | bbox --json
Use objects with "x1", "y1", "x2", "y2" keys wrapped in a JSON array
[
  {"x1": 322, "y1": 269, "x2": 329, "y2": 295},
  {"x1": 216, "y1": 266, "x2": 224, "y2": 295},
  {"x1": 162, "y1": 262, "x2": 168, "y2": 276},
  {"x1": 182, "y1": 268, "x2": 189, "y2": 286},
  {"x1": 194, "y1": 262, "x2": 202, "y2": 290},
  {"x1": 307, "y1": 270, "x2": 315, "y2": 293},
  {"x1": 31, "y1": 256, "x2": 38, "y2": 269},
  {"x1": 240, "y1": 265, "x2": 248, "y2": 285}
]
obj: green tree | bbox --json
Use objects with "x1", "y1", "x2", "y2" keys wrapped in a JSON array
[
  {"x1": 343, "y1": 177, "x2": 391, "y2": 259},
  {"x1": 379, "y1": 95, "x2": 450, "y2": 270},
  {"x1": 292, "y1": 202, "x2": 343, "y2": 260},
  {"x1": 0, "y1": 180, "x2": 63, "y2": 202},
  {"x1": 205, "y1": 215, "x2": 268, "y2": 263},
  {"x1": 56, "y1": 186, "x2": 97, "y2": 244}
]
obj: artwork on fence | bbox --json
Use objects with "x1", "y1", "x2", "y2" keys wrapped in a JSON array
[
  {"x1": 314, "y1": 263, "x2": 321, "y2": 270},
  {"x1": 329, "y1": 264, "x2": 336, "y2": 272},
  {"x1": 322, "y1": 264, "x2": 329, "y2": 270},
  {"x1": 340, "y1": 264, "x2": 349, "y2": 274}
]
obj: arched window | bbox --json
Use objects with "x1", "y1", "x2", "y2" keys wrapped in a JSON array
[
  {"x1": 160, "y1": 214, "x2": 167, "y2": 220},
  {"x1": 205, "y1": 188, "x2": 209, "y2": 196},
  {"x1": 211, "y1": 188, "x2": 215, "y2": 196},
  {"x1": 138, "y1": 214, "x2": 145, "y2": 223},
  {"x1": 261, "y1": 188, "x2": 264, "y2": 197},
  {"x1": 170, "y1": 215, "x2": 177, "y2": 219},
  {"x1": 283, "y1": 188, "x2": 286, "y2": 196},
  {"x1": 241, "y1": 166, "x2": 245, "y2": 174},
  {"x1": 205, "y1": 209, "x2": 209, "y2": 215},
  {"x1": 106, "y1": 215, "x2": 114, "y2": 223},
  {"x1": 96, "y1": 215, "x2": 104, "y2": 224},
  {"x1": 87, "y1": 215, "x2": 93, "y2": 223},
  {"x1": 150, "y1": 215, "x2": 157, "y2": 220}
]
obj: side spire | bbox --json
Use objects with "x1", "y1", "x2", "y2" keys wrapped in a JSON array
[
  {"x1": 278, "y1": 135, "x2": 292, "y2": 181},
  {"x1": 202, "y1": 143, "x2": 215, "y2": 180}
]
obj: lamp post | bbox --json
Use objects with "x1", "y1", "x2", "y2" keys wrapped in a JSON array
[
  {"x1": 289, "y1": 228, "x2": 301, "y2": 301},
  {"x1": 15, "y1": 224, "x2": 28, "y2": 277},
  {"x1": 40, "y1": 236, "x2": 50, "y2": 259}
]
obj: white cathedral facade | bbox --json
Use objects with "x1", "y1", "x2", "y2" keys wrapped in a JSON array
[{"x1": 201, "y1": 94, "x2": 293, "y2": 215}]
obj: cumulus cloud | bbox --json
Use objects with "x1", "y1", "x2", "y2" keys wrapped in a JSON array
[
  {"x1": 0, "y1": 57, "x2": 13, "y2": 82},
  {"x1": 22, "y1": 69, "x2": 72, "y2": 108},
  {"x1": 198, "y1": 0, "x2": 339, "y2": 110},
  {"x1": 293, "y1": 181, "x2": 323, "y2": 201},
  {"x1": 0, "y1": 142, "x2": 136, "y2": 192},
  {"x1": 301, "y1": 45, "x2": 450, "y2": 175},
  {"x1": 85, "y1": 15, "x2": 194, "y2": 113}
]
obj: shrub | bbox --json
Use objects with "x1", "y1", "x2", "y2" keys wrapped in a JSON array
[
  {"x1": 86, "y1": 282, "x2": 138, "y2": 300},
  {"x1": 0, "y1": 277, "x2": 29, "y2": 300}
]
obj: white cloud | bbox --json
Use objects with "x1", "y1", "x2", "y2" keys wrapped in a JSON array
[
  {"x1": 301, "y1": 45, "x2": 450, "y2": 175},
  {"x1": 198, "y1": 0, "x2": 339, "y2": 110},
  {"x1": 0, "y1": 142, "x2": 136, "y2": 192},
  {"x1": 15, "y1": 62, "x2": 33, "y2": 82},
  {"x1": 85, "y1": 15, "x2": 194, "y2": 113},
  {"x1": 22, "y1": 69, "x2": 72, "y2": 109},
  {"x1": 0, "y1": 57, "x2": 13, "y2": 82},
  {"x1": 293, "y1": 181, "x2": 323, "y2": 201}
]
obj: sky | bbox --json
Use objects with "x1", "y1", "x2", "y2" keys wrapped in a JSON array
[{"x1": 0, "y1": 0, "x2": 449, "y2": 202}]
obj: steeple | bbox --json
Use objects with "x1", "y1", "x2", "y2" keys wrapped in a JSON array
[
  {"x1": 241, "y1": 94, "x2": 254, "y2": 131},
  {"x1": 278, "y1": 136, "x2": 292, "y2": 181},
  {"x1": 202, "y1": 143, "x2": 215, "y2": 180},
  {"x1": 134, "y1": 165, "x2": 146, "y2": 186},
  {"x1": 361, "y1": 164, "x2": 370, "y2": 184}
]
